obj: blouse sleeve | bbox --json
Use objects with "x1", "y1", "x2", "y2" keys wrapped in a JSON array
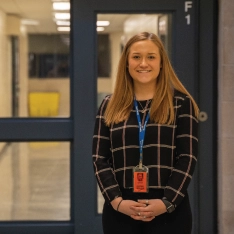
[
  {"x1": 92, "y1": 96, "x2": 122, "y2": 202},
  {"x1": 164, "y1": 95, "x2": 199, "y2": 207}
]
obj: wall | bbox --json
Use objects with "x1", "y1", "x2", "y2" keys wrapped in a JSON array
[
  {"x1": 97, "y1": 32, "x2": 122, "y2": 108},
  {"x1": 28, "y1": 34, "x2": 69, "y2": 54},
  {"x1": 0, "y1": 13, "x2": 28, "y2": 120},
  {"x1": 218, "y1": 0, "x2": 234, "y2": 233},
  {"x1": 0, "y1": 10, "x2": 12, "y2": 151},
  {"x1": 97, "y1": 32, "x2": 122, "y2": 95},
  {"x1": 123, "y1": 14, "x2": 158, "y2": 41},
  {"x1": 0, "y1": 10, "x2": 11, "y2": 118},
  {"x1": 19, "y1": 25, "x2": 29, "y2": 117}
]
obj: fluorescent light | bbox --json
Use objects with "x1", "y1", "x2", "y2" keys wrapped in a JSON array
[
  {"x1": 54, "y1": 13, "x2": 70, "y2": 20},
  {"x1": 21, "y1": 19, "x2": 39, "y2": 25},
  {"x1": 97, "y1": 27, "x2": 105, "y2": 32},
  {"x1": 53, "y1": 2, "x2": 70, "y2": 10},
  {"x1": 56, "y1": 20, "x2": 70, "y2": 26},
  {"x1": 57, "y1": 26, "x2": 70, "y2": 32},
  {"x1": 97, "y1": 21, "x2": 110, "y2": 26},
  {"x1": 51, "y1": 0, "x2": 69, "y2": 2}
]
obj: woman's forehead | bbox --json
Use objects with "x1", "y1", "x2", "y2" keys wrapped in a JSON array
[{"x1": 129, "y1": 40, "x2": 159, "y2": 53}]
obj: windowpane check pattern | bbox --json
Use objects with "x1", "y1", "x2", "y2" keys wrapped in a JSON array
[{"x1": 93, "y1": 91, "x2": 198, "y2": 207}]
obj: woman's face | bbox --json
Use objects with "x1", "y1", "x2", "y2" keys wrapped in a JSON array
[{"x1": 128, "y1": 40, "x2": 161, "y2": 87}]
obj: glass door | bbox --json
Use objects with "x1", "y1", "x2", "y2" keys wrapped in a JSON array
[
  {"x1": 71, "y1": 0, "x2": 200, "y2": 233},
  {"x1": 96, "y1": 13, "x2": 173, "y2": 214}
]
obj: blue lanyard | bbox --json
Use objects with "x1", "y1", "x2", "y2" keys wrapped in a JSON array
[{"x1": 134, "y1": 97, "x2": 150, "y2": 168}]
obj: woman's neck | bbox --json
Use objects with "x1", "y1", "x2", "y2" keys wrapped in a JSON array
[{"x1": 134, "y1": 84, "x2": 155, "y2": 100}]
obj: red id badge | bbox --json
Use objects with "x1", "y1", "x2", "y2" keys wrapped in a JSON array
[{"x1": 133, "y1": 165, "x2": 149, "y2": 193}]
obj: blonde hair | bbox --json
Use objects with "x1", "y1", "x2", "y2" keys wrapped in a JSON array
[{"x1": 104, "y1": 32, "x2": 199, "y2": 126}]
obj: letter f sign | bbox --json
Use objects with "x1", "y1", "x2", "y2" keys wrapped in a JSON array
[{"x1": 185, "y1": 1, "x2": 193, "y2": 12}]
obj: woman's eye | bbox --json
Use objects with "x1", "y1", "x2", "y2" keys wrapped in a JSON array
[
  {"x1": 133, "y1": 56, "x2": 140, "y2": 59},
  {"x1": 148, "y1": 56, "x2": 155, "y2": 59}
]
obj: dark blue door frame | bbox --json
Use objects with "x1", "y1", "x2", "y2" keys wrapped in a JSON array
[
  {"x1": 0, "y1": 0, "x2": 217, "y2": 233},
  {"x1": 72, "y1": 0, "x2": 217, "y2": 233}
]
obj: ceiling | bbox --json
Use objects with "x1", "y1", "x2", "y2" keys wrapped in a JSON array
[
  {"x1": 0, "y1": 0, "x2": 130, "y2": 34},
  {"x1": 0, "y1": 0, "x2": 56, "y2": 33}
]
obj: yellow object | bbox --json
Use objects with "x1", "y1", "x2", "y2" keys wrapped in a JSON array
[{"x1": 29, "y1": 92, "x2": 60, "y2": 117}]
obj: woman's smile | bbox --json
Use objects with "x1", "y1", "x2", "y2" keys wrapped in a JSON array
[{"x1": 128, "y1": 40, "x2": 161, "y2": 87}]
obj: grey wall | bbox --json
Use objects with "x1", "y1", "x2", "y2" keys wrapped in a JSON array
[{"x1": 218, "y1": 0, "x2": 234, "y2": 233}]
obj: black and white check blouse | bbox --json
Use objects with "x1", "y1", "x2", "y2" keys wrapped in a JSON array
[{"x1": 92, "y1": 90, "x2": 198, "y2": 207}]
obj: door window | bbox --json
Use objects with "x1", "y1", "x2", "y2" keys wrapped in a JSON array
[{"x1": 96, "y1": 13, "x2": 172, "y2": 213}]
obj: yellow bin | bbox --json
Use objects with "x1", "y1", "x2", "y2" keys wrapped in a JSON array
[{"x1": 29, "y1": 92, "x2": 60, "y2": 117}]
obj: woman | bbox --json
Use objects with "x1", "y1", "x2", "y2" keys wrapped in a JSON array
[{"x1": 92, "y1": 32, "x2": 199, "y2": 234}]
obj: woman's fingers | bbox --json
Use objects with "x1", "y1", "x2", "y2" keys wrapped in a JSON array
[
  {"x1": 130, "y1": 205, "x2": 149, "y2": 213},
  {"x1": 138, "y1": 199, "x2": 149, "y2": 205},
  {"x1": 131, "y1": 213, "x2": 155, "y2": 222},
  {"x1": 132, "y1": 201, "x2": 147, "y2": 207},
  {"x1": 131, "y1": 211, "x2": 154, "y2": 218}
]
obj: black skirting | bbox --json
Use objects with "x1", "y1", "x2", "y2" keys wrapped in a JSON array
[{"x1": 102, "y1": 189, "x2": 192, "y2": 234}]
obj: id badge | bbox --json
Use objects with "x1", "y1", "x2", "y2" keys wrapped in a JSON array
[{"x1": 133, "y1": 165, "x2": 149, "y2": 193}]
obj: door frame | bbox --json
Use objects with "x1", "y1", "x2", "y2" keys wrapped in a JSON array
[{"x1": 71, "y1": 0, "x2": 217, "y2": 233}]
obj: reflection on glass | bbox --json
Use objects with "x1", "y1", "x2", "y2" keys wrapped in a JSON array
[
  {"x1": 96, "y1": 13, "x2": 172, "y2": 213},
  {"x1": 0, "y1": 142, "x2": 70, "y2": 221},
  {"x1": 28, "y1": 35, "x2": 70, "y2": 78},
  {"x1": 0, "y1": 1, "x2": 70, "y2": 118}
]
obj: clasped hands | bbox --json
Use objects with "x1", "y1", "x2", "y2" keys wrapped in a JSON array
[{"x1": 111, "y1": 198, "x2": 167, "y2": 222}]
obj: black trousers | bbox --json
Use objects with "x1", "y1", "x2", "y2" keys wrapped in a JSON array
[{"x1": 102, "y1": 189, "x2": 192, "y2": 234}]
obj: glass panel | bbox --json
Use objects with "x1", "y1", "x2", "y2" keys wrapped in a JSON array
[
  {"x1": 96, "y1": 13, "x2": 172, "y2": 214},
  {"x1": 0, "y1": 142, "x2": 70, "y2": 221},
  {"x1": 0, "y1": 0, "x2": 70, "y2": 118}
]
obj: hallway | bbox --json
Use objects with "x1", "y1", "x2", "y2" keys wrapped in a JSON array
[{"x1": 0, "y1": 142, "x2": 70, "y2": 220}]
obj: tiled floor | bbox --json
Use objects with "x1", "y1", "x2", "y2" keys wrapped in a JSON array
[{"x1": 0, "y1": 142, "x2": 104, "y2": 221}]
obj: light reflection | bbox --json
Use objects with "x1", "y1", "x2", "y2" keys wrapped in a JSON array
[
  {"x1": 57, "y1": 26, "x2": 70, "y2": 32},
  {"x1": 53, "y1": 2, "x2": 70, "y2": 10},
  {"x1": 54, "y1": 13, "x2": 70, "y2": 20},
  {"x1": 0, "y1": 142, "x2": 70, "y2": 221},
  {"x1": 97, "y1": 27, "x2": 105, "y2": 32}
]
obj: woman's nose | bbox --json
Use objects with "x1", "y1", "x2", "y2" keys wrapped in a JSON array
[{"x1": 139, "y1": 58, "x2": 148, "y2": 67}]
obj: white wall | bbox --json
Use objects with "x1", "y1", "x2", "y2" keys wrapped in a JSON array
[
  {"x1": 19, "y1": 25, "x2": 29, "y2": 117},
  {"x1": 123, "y1": 14, "x2": 158, "y2": 42},
  {"x1": 0, "y1": 10, "x2": 12, "y2": 151},
  {"x1": 0, "y1": 10, "x2": 11, "y2": 118},
  {"x1": 0, "y1": 13, "x2": 29, "y2": 120}
]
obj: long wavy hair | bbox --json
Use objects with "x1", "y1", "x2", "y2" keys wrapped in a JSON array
[{"x1": 104, "y1": 32, "x2": 199, "y2": 126}]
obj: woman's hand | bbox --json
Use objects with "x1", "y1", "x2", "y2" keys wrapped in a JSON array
[
  {"x1": 130, "y1": 199, "x2": 167, "y2": 222},
  {"x1": 111, "y1": 197, "x2": 146, "y2": 217}
]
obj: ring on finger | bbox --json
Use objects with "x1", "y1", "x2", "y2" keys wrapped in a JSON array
[
  {"x1": 146, "y1": 199, "x2": 149, "y2": 205},
  {"x1": 143, "y1": 216, "x2": 146, "y2": 219},
  {"x1": 138, "y1": 212, "x2": 141, "y2": 216}
]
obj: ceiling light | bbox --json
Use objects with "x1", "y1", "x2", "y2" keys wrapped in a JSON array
[
  {"x1": 21, "y1": 19, "x2": 39, "y2": 25},
  {"x1": 54, "y1": 13, "x2": 70, "y2": 20},
  {"x1": 97, "y1": 21, "x2": 110, "y2": 26},
  {"x1": 57, "y1": 26, "x2": 70, "y2": 32},
  {"x1": 53, "y1": 2, "x2": 70, "y2": 10},
  {"x1": 51, "y1": 0, "x2": 69, "y2": 2},
  {"x1": 56, "y1": 20, "x2": 70, "y2": 26},
  {"x1": 97, "y1": 27, "x2": 105, "y2": 32}
]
